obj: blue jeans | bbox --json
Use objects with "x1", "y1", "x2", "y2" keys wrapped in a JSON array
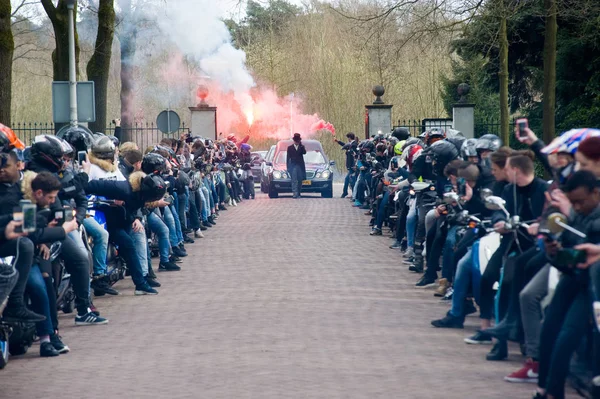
[
  {"x1": 83, "y1": 217, "x2": 109, "y2": 276},
  {"x1": 109, "y1": 228, "x2": 145, "y2": 286},
  {"x1": 169, "y1": 203, "x2": 184, "y2": 242},
  {"x1": 441, "y1": 225, "x2": 458, "y2": 281},
  {"x1": 148, "y1": 211, "x2": 170, "y2": 263},
  {"x1": 163, "y1": 206, "x2": 181, "y2": 247},
  {"x1": 449, "y1": 249, "x2": 472, "y2": 320},
  {"x1": 406, "y1": 201, "x2": 417, "y2": 248},
  {"x1": 375, "y1": 191, "x2": 390, "y2": 230},
  {"x1": 200, "y1": 186, "x2": 210, "y2": 221},
  {"x1": 26, "y1": 265, "x2": 54, "y2": 337},
  {"x1": 187, "y1": 189, "x2": 201, "y2": 231},
  {"x1": 131, "y1": 227, "x2": 149, "y2": 277}
]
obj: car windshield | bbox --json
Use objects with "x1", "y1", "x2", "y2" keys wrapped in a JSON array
[{"x1": 274, "y1": 150, "x2": 326, "y2": 165}]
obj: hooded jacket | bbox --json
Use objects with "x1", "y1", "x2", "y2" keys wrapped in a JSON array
[
  {"x1": 84, "y1": 171, "x2": 160, "y2": 229},
  {"x1": 88, "y1": 153, "x2": 126, "y2": 182}
]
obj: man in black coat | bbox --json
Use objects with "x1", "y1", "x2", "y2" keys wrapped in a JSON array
[
  {"x1": 287, "y1": 133, "x2": 306, "y2": 198},
  {"x1": 335, "y1": 132, "x2": 358, "y2": 198}
]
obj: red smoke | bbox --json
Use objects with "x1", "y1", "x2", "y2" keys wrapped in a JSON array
[
  {"x1": 310, "y1": 120, "x2": 336, "y2": 136},
  {"x1": 193, "y1": 82, "x2": 335, "y2": 142}
]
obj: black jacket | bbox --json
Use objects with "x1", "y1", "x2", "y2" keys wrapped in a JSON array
[
  {"x1": 336, "y1": 140, "x2": 357, "y2": 170},
  {"x1": 0, "y1": 176, "x2": 66, "y2": 245},
  {"x1": 492, "y1": 177, "x2": 549, "y2": 225},
  {"x1": 84, "y1": 171, "x2": 148, "y2": 230},
  {"x1": 286, "y1": 143, "x2": 306, "y2": 180}
]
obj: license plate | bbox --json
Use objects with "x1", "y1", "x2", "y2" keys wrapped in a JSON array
[{"x1": 302, "y1": 180, "x2": 311, "y2": 186}]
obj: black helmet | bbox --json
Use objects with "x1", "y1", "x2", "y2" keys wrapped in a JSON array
[
  {"x1": 392, "y1": 127, "x2": 410, "y2": 141},
  {"x1": 91, "y1": 135, "x2": 116, "y2": 160},
  {"x1": 429, "y1": 140, "x2": 459, "y2": 176},
  {"x1": 142, "y1": 153, "x2": 167, "y2": 175},
  {"x1": 476, "y1": 134, "x2": 502, "y2": 153},
  {"x1": 58, "y1": 126, "x2": 92, "y2": 153},
  {"x1": 30, "y1": 135, "x2": 64, "y2": 170},
  {"x1": 390, "y1": 156, "x2": 402, "y2": 169},
  {"x1": 108, "y1": 135, "x2": 120, "y2": 148},
  {"x1": 388, "y1": 136, "x2": 399, "y2": 146},
  {"x1": 461, "y1": 138, "x2": 479, "y2": 158},
  {"x1": 373, "y1": 133, "x2": 385, "y2": 143},
  {"x1": 361, "y1": 140, "x2": 375, "y2": 153},
  {"x1": 446, "y1": 136, "x2": 466, "y2": 156},
  {"x1": 140, "y1": 174, "x2": 167, "y2": 202}
]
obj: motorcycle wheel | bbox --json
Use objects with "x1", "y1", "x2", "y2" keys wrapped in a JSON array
[
  {"x1": 8, "y1": 342, "x2": 28, "y2": 356},
  {"x1": 62, "y1": 287, "x2": 74, "y2": 314}
]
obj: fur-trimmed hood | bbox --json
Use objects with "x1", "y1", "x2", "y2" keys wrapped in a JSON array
[
  {"x1": 128, "y1": 170, "x2": 145, "y2": 192},
  {"x1": 21, "y1": 170, "x2": 38, "y2": 204},
  {"x1": 89, "y1": 152, "x2": 117, "y2": 173}
]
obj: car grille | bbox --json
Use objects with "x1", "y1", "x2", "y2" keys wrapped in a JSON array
[{"x1": 306, "y1": 171, "x2": 315, "y2": 179}]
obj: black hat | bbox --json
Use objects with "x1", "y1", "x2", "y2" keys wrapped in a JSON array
[{"x1": 293, "y1": 133, "x2": 302, "y2": 142}]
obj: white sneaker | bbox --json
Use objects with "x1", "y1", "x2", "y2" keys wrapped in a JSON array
[
  {"x1": 403, "y1": 247, "x2": 414, "y2": 258},
  {"x1": 194, "y1": 229, "x2": 205, "y2": 238},
  {"x1": 227, "y1": 199, "x2": 232, "y2": 206},
  {"x1": 232, "y1": 200, "x2": 237, "y2": 207}
]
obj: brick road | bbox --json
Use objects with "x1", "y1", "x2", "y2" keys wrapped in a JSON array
[{"x1": 0, "y1": 185, "x2": 576, "y2": 398}]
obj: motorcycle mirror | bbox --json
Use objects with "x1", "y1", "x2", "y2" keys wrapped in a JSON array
[
  {"x1": 443, "y1": 192, "x2": 460, "y2": 204},
  {"x1": 480, "y1": 188, "x2": 493, "y2": 200},
  {"x1": 484, "y1": 196, "x2": 506, "y2": 210},
  {"x1": 546, "y1": 212, "x2": 587, "y2": 238}
]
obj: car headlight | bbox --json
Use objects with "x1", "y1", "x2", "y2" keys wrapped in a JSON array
[
  {"x1": 322, "y1": 170, "x2": 331, "y2": 179},
  {"x1": 273, "y1": 170, "x2": 282, "y2": 179},
  {"x1": 316, "y1": 172, "x2": 322, "y2": 178}
]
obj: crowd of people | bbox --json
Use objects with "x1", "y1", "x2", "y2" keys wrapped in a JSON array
[
  {"x1": 0, "y1": 122, "x2": 254, "y2": 358},
  {"x1": 336, "y1": 125, "x2": 600, "y2": 399}
]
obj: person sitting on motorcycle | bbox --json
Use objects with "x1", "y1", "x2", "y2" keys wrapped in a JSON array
[
  {"x1": 532, "y1": 170, "x2": 600, "y2": 399},
  {"x1": 24, "y1": 135, "x2": 107, "y2": 325},
  {"x1": 466, "y1": 151, "x2": 548, "y2": 359},
  {"x1": 141, "y1": 153, "x2": 181, "y2": 272},
  {"x1": 83, "y1": 163, "x2": 168, "y2": 295},
  {"x1": 431, "y1": 147, "x2": 511, "y2": 329},
  {"x1": 475, "y1": 134, "x2": 502, "y2": 166},
  {"x1": 370, "y1": 156, "x2": 406, "y2": 236}
]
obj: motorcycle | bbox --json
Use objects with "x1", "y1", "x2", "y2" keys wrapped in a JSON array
[
  {"x1": 87, "y1": 198, "x2": 127, "y2": 288},
  {"x1": 51, "y1": 241, "x2": 75, "y2": 314},
  {"x1": 0, "y1": 256, "x2": 17, "y2": 369}
]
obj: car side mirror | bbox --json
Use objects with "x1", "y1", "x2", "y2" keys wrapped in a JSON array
[
  {"x1": 265, "y1": 161, "x2": 272, "y2": 166},
  {"x1": 547, "y1": 212, "x2": 587, "y2": 238},
  {"x1": 329, "y1": 160, "x2": 336, "y2": 166}
]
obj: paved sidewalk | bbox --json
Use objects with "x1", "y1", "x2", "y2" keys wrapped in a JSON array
[{"x1": 0, "y1": 186, "x2": 572, "y2": 398}]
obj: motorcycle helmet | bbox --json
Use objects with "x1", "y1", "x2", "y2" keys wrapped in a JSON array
[
  {"x1": 392, "y1": 127, "x2": 410, "y2": 141},
  {"x1": 91, "y1": 135, "x2": 116, "y2": 160},
  {"x1": 476, "y1": 134, "x2": 502, "y2": 153},
  {"x1": 0, "y1": 124, "x2": 25, "y2": 153},
  {"x1": 240, "y1": 143, "x2": 252, "y2": 152},
  {"x1": 446, "y1": 136, "x2": 466, "y2": 155},
  {"x1": 373, "y1": 133, "x2": 385, "y2": 143},
  {"x1": 394, "y1": 140, "x2": 406, "y2": 155},
  {"x1": 401, "y1": 137, "x2": 423, "y2": 151},
  {"x1": 361, "y1": 140, "x2": 375, "y2": 154},
  {"x1": 58, "y1": 137, "x2": 74, "y2": 156},
  {"x1": 388, "y1": 136, "x2": 399, "y2": 146},
  {"x1": 140, "y1": 174, "x2": 167, "y2": 202},
  {"x1": 58, "y1": 126, "x2": 92, "y2": 153},
  {"x1": 30, "y1": 135, "x2": 64, "y2": 170},
  {"x1": 108, "y1": 135, "x2": 120, "y2": 148},
  {"x1": 424, "y1": 128, "x2": 446, "y2": 145},
  {"x1": 461, "y1": 138, "x2": 479, "y2": 159},
  {"x1": 429, "y1": 139, "x2": 460, "y2": 176},
  {"x1": 404, "y1": 144, "x2": 423, "y2": 171},
  {"x1": 142, "y1": 153, "x2": 167, "y2": 175}
]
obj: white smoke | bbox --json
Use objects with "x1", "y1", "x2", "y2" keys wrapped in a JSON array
[{"x1": 155, "y1": 0, "x2": 255, "y2": 112}]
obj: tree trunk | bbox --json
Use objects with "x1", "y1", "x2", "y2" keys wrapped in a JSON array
[
  {"x1": 117, "y1": 0, "x2": 136, "y2": 142},
  {"x1": 41, "y1": 0, "x2": 80, "y2": 132},
  {"x1": 86, "y1": 0, "x2": 115, "y2": 134},
  {"x1": 498, "y1": 13, "x2": 510, "y2": 145},
  {"x1": 0, "y1": 0, "x2": 13, "y2": 126},
  {"x1": 542, "y1": 0, "x2": 557, "y2": 145}
]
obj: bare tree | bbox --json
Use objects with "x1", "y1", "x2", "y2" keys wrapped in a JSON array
[{"x1": 0, "y1": 0, "x2": 14, "y2": 125}]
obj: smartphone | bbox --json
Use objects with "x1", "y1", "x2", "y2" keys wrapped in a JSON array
[
  {"x1": 516, "y1": 118, "x2": 528, "y2": 138},
  {"x1": 54, "y1": 209, "x2": 65, "y2": 224},
  {"x1": 63, "y1": 206, "x2": 74, "y2": 222},
  {"x1": 163, "y1": 195, "x2": 173, "y2": 204},
  {"x1": 77, "y1": 151, "x2": 87, "y2": 164},
  {"x1": 13, "y1": 207, "x2": 23, "y2": 233},
  {"x1": 457, "y1": 177, "x2": 467, "y2": 196},
  {"x1": 22, "y1": 204, "x2": 36, "y2": 233}
]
